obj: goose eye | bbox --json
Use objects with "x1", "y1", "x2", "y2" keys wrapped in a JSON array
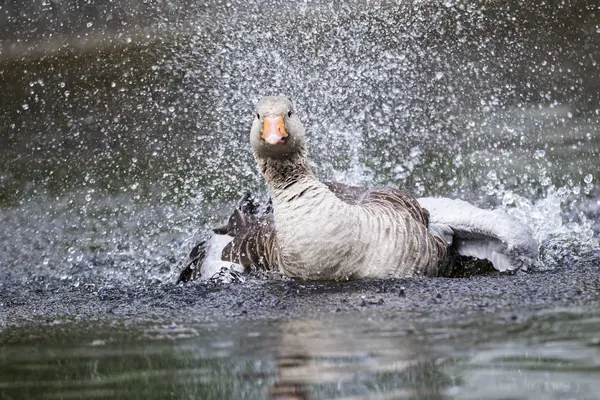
[
  {"x1": 287, "y1": 110, "x2": 293, "y2": 118},
  {"x1": 256, "y1": 113, "x2": 261, "y2": 120}
]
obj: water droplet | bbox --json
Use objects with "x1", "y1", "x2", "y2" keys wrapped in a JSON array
[
  {"x1": 409, "y1": 146, "x2": 421, "y2": 159},
  {"x1": 534, "y1": 149, "x2": 546, "y2": 159},
  {"x1": 435, "y1": 72, "x2": 444, "y2": 80},
  {"x1": 22, "y1": 104, "x2": 29, "y2": 110},
  {"x1": 86, "y1": 22, "x2": 93, "y2": 28},
  {"x1": 168, "y1": 106, "x2": 175, "y2": 112},
  {"x1": 584, "y1": 174, "x2": 593, "y2": 184}
]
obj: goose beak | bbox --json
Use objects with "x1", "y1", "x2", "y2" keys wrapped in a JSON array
[{"x1": 262, "y1": 115, "x2": 288, "y2": 145}]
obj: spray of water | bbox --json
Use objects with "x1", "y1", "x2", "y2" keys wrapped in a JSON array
[{"x1": 1, "y1": 1, "x2": 598, "y2": 287}]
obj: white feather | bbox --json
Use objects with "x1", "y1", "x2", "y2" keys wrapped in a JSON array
[
  {"x1": 199, "y1": 234, "x2": 244, "y2": 280},
  {"x1": 418, "y1": 197, "x2": 539, "y2": 271}
]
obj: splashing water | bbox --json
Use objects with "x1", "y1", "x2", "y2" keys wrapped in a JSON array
[
  {"x1": 501, "y1": 185, "x2": 599, "y2": 270},
  {"x1": 0, "y1": 1, "x2": 598, "y2": 289}
]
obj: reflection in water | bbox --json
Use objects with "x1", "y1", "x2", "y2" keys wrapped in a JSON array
[
  {"x1": 268, "y1": 318, "x2": 448, "y2": 399},
  {"x1": 0, "y1": 316, "x2": 451, "y2": 399},
  {"x1": 3, "y1": 309, "x2": 599, "y2": 399}
]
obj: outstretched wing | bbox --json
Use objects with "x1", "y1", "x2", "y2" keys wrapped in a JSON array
[
  {"x1": 418, "y1": 197, "x2": 539, "y2": 272},
  {"x1": 178, "y1": 237, "x2": 209, "y2": 283}
]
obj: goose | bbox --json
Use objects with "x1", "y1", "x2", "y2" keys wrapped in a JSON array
[{"x1": 179, "y1": 96, "x2": 539, "y2": 282}]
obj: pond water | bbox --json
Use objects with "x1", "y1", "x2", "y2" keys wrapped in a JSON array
[
  {"x1": 2, "y1": 307, "x2": 600, "y2": 399},
  {"x1": 1, "y1": 1, "x2": 599, "y2": 399}
]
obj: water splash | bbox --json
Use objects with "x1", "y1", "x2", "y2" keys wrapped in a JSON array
[
  {"x1": 1, "y1": 1, "x2": 598, "y2": 287},
  {"x1": 500, "y1": 185, "x2": 598, "y2": 270}
]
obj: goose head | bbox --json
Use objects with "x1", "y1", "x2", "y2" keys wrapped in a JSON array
[{"x1": 250, "y1": 95, "x2": 306, "y2": 159}]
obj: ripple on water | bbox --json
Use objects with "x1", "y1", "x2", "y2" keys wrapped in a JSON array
[{"x1": 1, "y1": 309, "x2": 600, "y2": 399}]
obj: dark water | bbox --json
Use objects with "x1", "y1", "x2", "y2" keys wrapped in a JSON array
[
  {"x1": 1, "y1": 1, "x2": 600, "y2": 399},
  {"x1": 2, "y1": 307, "x2": 600, "y2": 399}
]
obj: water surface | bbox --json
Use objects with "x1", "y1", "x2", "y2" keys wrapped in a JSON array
[{"x1": 2, "y1": 306, "x2": 600, "y2": 399}]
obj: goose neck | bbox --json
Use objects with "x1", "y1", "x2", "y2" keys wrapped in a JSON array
[{"x1": 258, "y1": 151, "x2": 316, "y2": 192}]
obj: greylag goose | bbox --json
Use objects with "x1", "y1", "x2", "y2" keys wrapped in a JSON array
[{"x1": 179, "y1": 96, "x2": 539, "y2": 282}]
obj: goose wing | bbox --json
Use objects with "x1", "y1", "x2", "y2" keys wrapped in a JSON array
[
  {"x1": 324, "y1": 182, "x2": 539, "y2": 273},
  {"x1": 179, "y1": 194, "x2": 276, "y2": 283},
  {"x1": 219, "y1": 210, "x2": 277, "y2": 270},
  {"x1": 418, "y1": 197, "x2": 539, "y2": 271}
]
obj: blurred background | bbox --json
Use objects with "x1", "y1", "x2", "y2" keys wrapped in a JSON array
[{"x1": 2, "y1": 0, "x2": 599, "y2": 204}]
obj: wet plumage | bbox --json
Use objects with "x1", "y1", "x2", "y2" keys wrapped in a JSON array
[{"x1": 179, "y1": 96, "x2": 539, "y2": 282}]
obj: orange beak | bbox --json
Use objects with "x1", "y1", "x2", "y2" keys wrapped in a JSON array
[{"x1": 261, "y1": 115, "x2": 288, "y2": 145}]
